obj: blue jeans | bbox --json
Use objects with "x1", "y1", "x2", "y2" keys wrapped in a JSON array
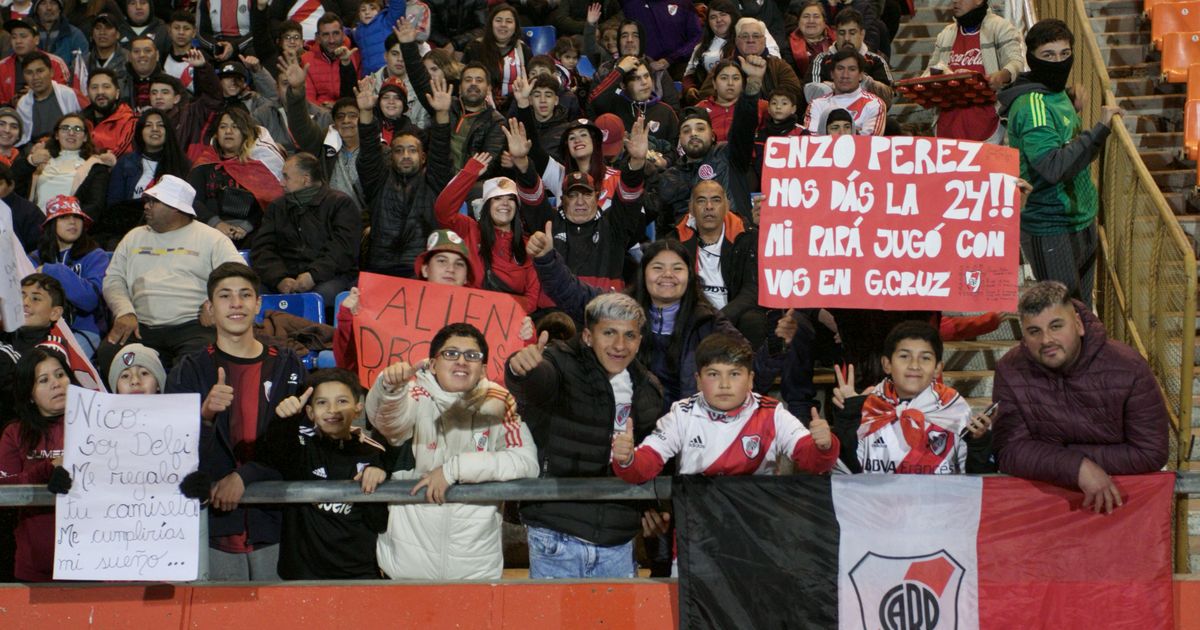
[{"x1": 526, "y1": 526, "x2": 636, "y2": 579}]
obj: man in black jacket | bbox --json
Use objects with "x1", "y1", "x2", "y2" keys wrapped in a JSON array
[
  {"x1": 251, "y1": 152, "x2": 360, "y2": 304},
  {"x1": 506, "y1": 292, "x2": 664, "y2": 579},
  {"x1": 355, "y1": 74, "x2": 453, "y2": 278},
  {"x1": 167, "y1": 262, "x2": 306, "y2": 581},
  {"x1": 670, "y1": 179, "x2": 765, "y2": 347}
]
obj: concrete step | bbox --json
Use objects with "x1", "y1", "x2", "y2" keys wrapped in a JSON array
[
  {"x1": 910, "y1": 6, "x2": 953, "y2": 22},
  {"x1": 887, "y1": 53, "x2": 933, "y2": 78},
  {"x1": 1113, "y1": 75, "x2": 1186, "y2": 96},
  {"x1": 890, "y1": 37, "x2": 935, "y2": 56},
  {"x1": 1085, "y1": 0, "x2": 1145, "y2": 16},
  {"x1": 1100, "y1": 44, "x2": 1151, "y2": 66},
  {"x1": 1132, "y1": 131, "x2": 1185, "y2": 148},
  {"x1": 941, "y1": 340, "x2": 1019, "y2": 371},
  {"x1": 895, "y1": 21, "x2": 948, "y2": 39},
  {"x1": 1153, "y1": 168, "x2": 1198, "y2": 189},
  {"x1": 1124, "y1": 113, "x2": 1174, "y2": 134},
  {"x1": 1091, "y1": 14, "x2": 1146, "y2": 32},
  {"x1": 1140, "y1": 148, "x2": 1189, "y2": 169},
  {"x1": 1098, "y1": 30, "x2": 1152, "y2": 47},
  {"x1": 1108, "y1": 62, "x2": 1162, "y2": 79},
  {"x1": 888, "y1": 102, "x2": 936, "y2": 127},
  {"x1": 1163, "y1": 190, "x2": 1195, "y2": 215},
  {"x1": 1116, "y1": 94, "x2": 1188, "y2": 123}
]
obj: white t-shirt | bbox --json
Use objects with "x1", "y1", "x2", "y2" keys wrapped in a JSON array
[{"x1": 696, "y1": 231, "x2": 728, "y2": 310}]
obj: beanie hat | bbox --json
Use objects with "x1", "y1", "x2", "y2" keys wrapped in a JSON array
[{"x1": 108, "y1": 343, "x2": 167, "y2": 393}]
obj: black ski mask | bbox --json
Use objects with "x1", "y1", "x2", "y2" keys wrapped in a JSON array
[
  {"x1": 955, "y1": 1, "x2": 989, "y2": 30},
  {"x1": 1025, "y1": 52, "x2": 1073, "y2": 93}
]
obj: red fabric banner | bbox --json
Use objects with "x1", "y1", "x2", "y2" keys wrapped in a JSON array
[
  {"x1": 757, "y1": 134, "x2": 1020, "y2": 311},
  {"x1": 352, "y1": 272, "x2": 528, "y2": 386}
]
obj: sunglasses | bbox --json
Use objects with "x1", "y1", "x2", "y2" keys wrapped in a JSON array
[{"x1": 439, "y1": 349, "x2": 484, "y2": 362}]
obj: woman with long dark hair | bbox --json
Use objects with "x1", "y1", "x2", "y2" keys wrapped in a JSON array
[
  {"x1": 431, "y1": 152, "x2": 540, "y2": 312},
  {"x1": 187, "y1": 106, "x2": 284, "y2": 246},
  {"x1": 0, "y1": 346, "x2": 78, "y2": 582},
  {"x1": 462, "y1": 3, "x2": 530, "y2": 110},
  {"x1": 29, "y1": 196, "x2": 110, "y2": 357},
  {"x1": 14, "y1": 113, "x2": 112, "y2": 214},
  {"x1": 681, "y1": 0, "x2": 742, "y2": 104},
  {"x1": 104, "y1": 108, "x2": 191, "y2": 247}
]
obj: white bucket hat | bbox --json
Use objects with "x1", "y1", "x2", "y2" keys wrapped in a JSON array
[{"x1": 143, "y1": 175, "x2": 197, "y2": 217}]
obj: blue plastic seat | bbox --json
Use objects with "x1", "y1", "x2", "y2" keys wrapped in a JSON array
[
  {"x1": 576, "y1": 54, "x2": 596, "y2": 79},
  {"x1": 257, "y1": 293, "x2": 326, "y2": 324},
  {"x1": 239, "y1": 250, "x2": 251, "y2": 265},
  {"x1": 524, "y1": 25, "x2": 557, "y2": 56}
]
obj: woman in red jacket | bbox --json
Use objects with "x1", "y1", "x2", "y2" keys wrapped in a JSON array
[
  {"x1": 0, "y1": 345, "x2": 77, "y2": 582},
  {"x1": 432, "y1": 152, "x2": 542, "y2": 313}
]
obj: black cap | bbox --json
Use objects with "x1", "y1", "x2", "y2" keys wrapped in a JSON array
[
  {"x1": 4, "y1": 17, "x2": 38, "y2": 35},
  {"x1": 562, "y1": 171, "x2": 595, "y2": 194},
  {"x1": 680, "y1": 106, "x2": 712, "y2": 126},
  {"x1": 824, "y1": 108, "x2": 854, "y2": 132},
  {"x1": 216, "y1": 60, "x2": 249, "y2": 81},
  {"x1": 92, "y1": 12, "x2": 117, "y2": 28}
]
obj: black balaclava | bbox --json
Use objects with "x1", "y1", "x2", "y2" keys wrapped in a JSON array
[
  {"x1": 1026, "y1": 51, "x2": 1073, "y2": 93},
  {"x1": 955, "y1": 1, "x2": 990, "y2": 30}
]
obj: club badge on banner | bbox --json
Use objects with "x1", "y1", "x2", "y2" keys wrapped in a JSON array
[{"x1": 758, "y1": 135, "x2": 1021, "y2": 311}]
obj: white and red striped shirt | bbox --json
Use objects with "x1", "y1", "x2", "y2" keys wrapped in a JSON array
[
  {"x1": 163, "y1": 54, "x2": 195, "y2": 92},
  {"x1": 803, "y1": 86, "x2": 887, "y2": 136},
  {"x1": 287, "y1": 0, "x2": 325, "y2": 42},
  {"x1": 207, "y1": 0, "x2": 251, "y2": 38},
  {"x1": 614, "y1": 392, "x2": 839, "y2": 482}
]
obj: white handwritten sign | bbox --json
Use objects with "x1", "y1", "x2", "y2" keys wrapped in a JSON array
[
  {"x1": 54, "y1": 386, "x2": 202, "y2": 581},
  {"x1": 1, "y1": 200, "x2": 25, "y2": 333}
]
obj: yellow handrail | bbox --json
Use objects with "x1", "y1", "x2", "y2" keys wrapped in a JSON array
[{"x1": 1032, "y1": 0, "x2": 1197, "y2": 571}]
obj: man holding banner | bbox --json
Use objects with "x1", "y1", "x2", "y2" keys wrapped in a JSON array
[{"x1": 997, "y1": 19, "x2": 1122, "y2": 307}]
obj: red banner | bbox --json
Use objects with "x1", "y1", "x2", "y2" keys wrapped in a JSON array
[
  {"x1": 353, "y1": 273, "x2": 527, "y2": 386},
  {"x1": 758, "y1": 135, "x2": 1020, "y2": 311}
]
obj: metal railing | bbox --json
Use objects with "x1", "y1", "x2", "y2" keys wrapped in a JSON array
[{"x1": 1032, "y1": 0, "x2": 1198, "y2": 570}]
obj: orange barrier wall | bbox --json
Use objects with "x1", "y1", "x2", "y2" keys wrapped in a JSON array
[
  {"x1": 4, "y1": 579, "x2": 1200, "y2": 629},
  {"x1": 0, "y1": 580, "x2": 679, "y2": 629}
]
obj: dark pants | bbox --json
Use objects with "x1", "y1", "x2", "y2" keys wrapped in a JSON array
[
  {"x1": 96, "y1": 319, "x2": 215, "y2": 378},
  {"x1": 1020, "y1": 223, "x2": 1098, "y2": 309}
]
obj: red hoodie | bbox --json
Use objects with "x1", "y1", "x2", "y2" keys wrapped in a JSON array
[
  {"x1": 89, "y1": 103, "x2": 138, "y2": 157},
  {"x1": 0, "y1": 419, "x2": 63, "y2": 582}
]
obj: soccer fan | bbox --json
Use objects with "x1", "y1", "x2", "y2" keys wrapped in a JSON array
[
  {"x1": 98, "y1": 175, "x2": 243, "y2": 372},
  {"x1": 695, "y1": 18, "x2": 800, "y2": 108},
  {"x1": 829, "y1": 321, "x2": 994, "y2": 475},
  {"x1": 802, "y1": 48, "x2": 886, "y2": 135},
  {"x1": 14, "y1": 113, "x2": 112, "y2": 214},
  {"x1": 992, "y1": 281, "x2": 1169, "y2": 514},
  {"x1": 350, "y1": 0, "x2": 410, "y2": 76},
  {"x1": 367, "y1": 323, "x2": 539, "y2": 579},
  {"x1": 85, "y1": 13, "x2": 130, "y2": 92},
  {"x1": 124, "y1": 35, "x2": 162, "y2": 111},
  {"x1": 79, "y1": 68, "x2": 137, "y2": 156},
  {"x1": 107, "y1": 343, "x2": 166, "y2": 394},
  {"x1": 681, "y1": 0, "x2": 744, "y2": 103},
  {"x1": 461, "y1": 3, "x2": 531, "y2": 110},
  {"x1": 28, "y1": 196, "x2": 110, "y2": 357},
  {"x1": 0, "y1": 108, "x2": 24, "y2": 165},
  {"x1": 781, "y1": 0, "x2": 835, "y2": 85},
  {"x1": 170, "y1": 262, "x2": 307, "y2": 581},
  {"x1": 258, "y1": 368, "x2": 389, "y2": 580},
  {"x1": 301, "y1": 12, "x2": 360, "y2": 108},
  {"x1": 591, "y1": 55, "x2": 679, "y2": 152},
  {"x1": 107, "y1": 108, "x2": 193, "y2": 241},
  {"x1": 594, "y1": 17, "x2": 682, "y2": 111},
  {"x1": 998, "y1": 19, "x2": 1122, "y2": 307},
  {"x1": 808, "y1": 8, "x2": 892, "y2": 103},
  {"x1": 280, "y1": 58, "x2": 365, "y2": 207},
  {"x1": 694, "y1": 58, "x2": 766, "y2": 142},
  {"x1": 162, "y1": 10, "x2": 199, "y2": 93},
  {"x1": 0, "y1": 162, "x2": 43, "y2": 252},
  {"x1": 0, "y1": 274, "x2": 70, "y2": 404},
  {"x1": 149, "y1": 59, "x2": 226, "y2": 150},
  {"x1": 0, "y1": 17, "x2": 70, "y2": 106},
  {"x1": 506, "y1": 293, "x2": 663, "y2": 579},
  {"x1": 117, "y1": 0, "x2": 168, "y2": 52},
  {"x1": 31, "y1": 0, "x2": 87, "y2": 65},
  {"x1": 618, "y1": 0, "x2": 702, "y2": 80},
  {"x1": 14, "y1": 54, "x2": 86, "y2": 145}
]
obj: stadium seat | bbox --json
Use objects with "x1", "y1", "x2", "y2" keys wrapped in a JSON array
[
  {"x1": 257, "y1": 292, "x2": 326, "y2": 324},
  {"x1": 1188, "y1": 63, "x2": 1200, "y2": 100},
  {"x1": 576, "y1": 54, "x2": 596, "y2": 79},
  {"x1": 1186, "y1": 99, "x2": 1200, "y2": 160},
  {"x1": 674, "y1": 80, "x2": 683, "y2": 95},
  {"x1": 1161, "y1": 32, "x2": 1200, "y2": 82},
  {"x1": 239, "y1": 249, "x2": 251, "y2": 265},
  {"x1": 524, "y1": 26, "x2": 556, "y2": 56},
  {"x1": 1152, "y1": 1, "x2": 1200, "y2": 49},
  {"x1": 1147, "y1": 0, "x2": 1179, "y2": 17}
]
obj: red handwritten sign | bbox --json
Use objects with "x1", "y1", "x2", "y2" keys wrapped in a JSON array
[
  {"x1": 758, "y1": 135, "x2": 1020, "y2": 311},
  {"x1": 353, "y1": 273, "x2": 528, "y2": 386}
]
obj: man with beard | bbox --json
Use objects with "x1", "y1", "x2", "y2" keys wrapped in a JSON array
[
  {"x1": 356, "y1": 71, "x2": 453, "y2": 278},
  {"x1": 397, "y1": 16, "x2": 505, "y2": 174},
  {"x1": 124, "y1": 35, "x2": 162, "y2": 112},
  {"x1": 0, "y1": 17, "x2": 70, "y2": 106},
  {"x1": 85, "y1": 13, "x2": 130, "y2": 95},
  {"x1": 590, "y1": 55, "x2": 679, "y2": 153},
  {"x1": 651, "y1": 54, "x2": 763, "y2": 227},
  {"x1": 998, "y1": 20, "x2": 1121, "y2": 308},
  {"x1": 148, "y1": 51, "x2": 224, "y2": 151},
  {"x1": 80, "y1": 68, "x2": 137, "y2": 156},
  {"x1": 280, "y1": 57, "x2": 364, "y2": 208},
  {"x1": 301, "y1": 12, "x2": 360, "y2": 108},
  {"x1": 808, "y1": 8, "x2": 892, "y2": 104}
]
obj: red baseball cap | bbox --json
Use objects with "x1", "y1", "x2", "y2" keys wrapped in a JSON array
[{"x1": 594, "y1": 114, "x2": 625, "y2": 158}]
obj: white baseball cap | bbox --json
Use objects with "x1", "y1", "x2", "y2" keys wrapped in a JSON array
[
  {"x1": 143, "y1": 175, "x2": 197, "y2": 217},
  {"x1": 481, "y1": 177, "x2": 518, "y2": 205}
]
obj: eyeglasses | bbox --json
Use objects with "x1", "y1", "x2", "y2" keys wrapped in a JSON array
[
  {"x1": 737, "y1": 33, "x2": 765, "y2": 40},
  {"x1": 439, "y1": 349, "x2": 484, "y2": 362},
  {"x1": 58, "y1": 125, "x2": 85, "y2": 134},
  {"x1": 282, "y1": 34, "x2": 303, "y2": 42}
]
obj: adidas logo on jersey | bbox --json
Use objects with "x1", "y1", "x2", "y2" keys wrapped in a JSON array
[
  {"x1": 311, "y1": 467, "x2": 327, "y2": 479},
  {"x1": 688, "y1": 435, "x2": 705, "y2": 448},
  {"x1": 872, "y1": 435, "x2": 886, "y2": 447}
]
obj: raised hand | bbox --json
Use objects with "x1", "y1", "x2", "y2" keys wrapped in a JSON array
[
  {"x1": 427, "y1": 74, "x2": 453, "y2": 114},
  {"x1": 739, "y1": 54, "x2": 767, "y2": 83},
  {"x1": 611, "y1": 420, "x2": 635, "y2": 466},
  {"x1": 832, "y1": 363, "x2": 862, "y2": 410},
  {"x1": 509, "y1": 330, "x2": 549, "y2": 376},
  {"x1": 202, "y1": 367, "x2": 235, "y2": 421},
  {"x1": 393, "y1": 17, "x2": 417, "y2": 44},
  {"x1": 808, "y1": 408, "x2": 833, "y2": 451},
  {"x1": 275, "y1": 386, "x2": 314, "y2": 418},
  {"x1": 525, "y1": 220, "x2": 554, "y2": 258},
  {"x1": 355, "y1": 76, "x2": 378, "y2": 111},
  {"x1": 470, "y1": 152, "x2": 495, "y2": 170},
  {"x1": 501, "y1": 118, "x2": 532, "y2": 160},
  {"x1": 239, "y1": 54, "x2": 261, "y2": 73},
  {"x1": 775, "y1": 308, "x2": 799, "y2": 346},
  {"x1": 215, "y1": 41, "x2": 234, "y2": 62},
  {"x1": 625, "y1": 115, "x2": 649, "y2": 165},
  {"x1": 334, "y1": 46, "x2": 358, "y2": 65},
  {"x1": 186, "y1": 48, "x2": 208, "y2": 68},
  {"x1": 278, "y1": 56, "x2": 309, "y2": 93},
  {"x1": 518, "y1": 315, "x2": 534, "y2": 342},
  {"x1": 511, "y1": 73, "x2": 533, "y2": 107},
  {"x1": 586, "y1": 2, "x2": 602, "y2": 25},
  {"x1": 381, "y1": 360, "x2": 419, "y2": 391}
]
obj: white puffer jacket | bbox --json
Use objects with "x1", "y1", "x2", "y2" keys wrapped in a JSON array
[{"x1": 366, "y1": 367, "x2": 538, "y2": 580}]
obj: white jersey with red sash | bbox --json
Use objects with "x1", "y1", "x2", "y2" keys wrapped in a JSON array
[
  {"x1": 614, "y1": 392, "x2": 837, "y2": 483},
  {"x1": 207, "y1": 0, "x2": 251, "y2": 38},
  {"x1": 839, "y1": 379, "x2": 972, "y2": 475},
  {"x1": 287, "y1": 0, "x2": 325, "y2": 42},
  {"x1": 163, "y1": 54, "x2": 195, "y2": 92}
]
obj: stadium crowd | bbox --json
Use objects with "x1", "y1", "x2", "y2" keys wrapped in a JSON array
[{"x1": 0, "y1": 0, "x2": 1168, "y2": 583}]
